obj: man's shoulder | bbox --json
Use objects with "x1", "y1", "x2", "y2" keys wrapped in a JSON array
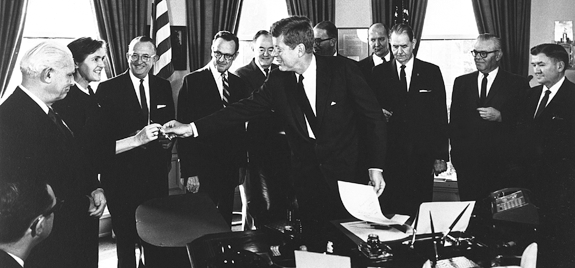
[
  {"x1": 415, "y1": 58, "x2": 440, "y2": 70},
  {"x1": 358, "y1": 56, "x2": 372, "y2": 65},
  {"x1": 454, "y1": 71, "x2": 478, "y2": 81},
  {"x1": 184, "y1": 66, "x2": 210, "y2": 80}
]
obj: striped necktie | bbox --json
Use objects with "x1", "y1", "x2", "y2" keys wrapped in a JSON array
[{"x1": 222, "y1": 72, "x2": 230, "y2": 106}]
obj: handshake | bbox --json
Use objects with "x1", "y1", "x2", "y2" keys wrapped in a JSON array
[{"x1": 158, "y1": 120, "x2": 195, "y2": 139}]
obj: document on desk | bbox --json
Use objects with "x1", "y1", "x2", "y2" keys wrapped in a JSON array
[
  {"x1": 295, "y1": 250, "x2": 351, "y2": 268},
  {"x1": 416, "y1": 201, "x2": 475, "y2": 234},
  {"x1": 340, "y1": 221, "x2": 412, "y2": 242},
  {"x1": 338, "y1": 181, "x2": 409, "y2": 225}
]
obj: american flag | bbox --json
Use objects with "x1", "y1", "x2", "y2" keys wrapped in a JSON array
[{"x1": 150, "y1": 0, "x2": 174, "y2": 79}]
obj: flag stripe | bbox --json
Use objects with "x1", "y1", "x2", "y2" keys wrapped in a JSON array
[{"x1": 151, "y1": 0, "x2": 174, "y2": 79}]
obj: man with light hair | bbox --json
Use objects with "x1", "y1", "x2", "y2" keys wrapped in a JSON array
[{"x1": 0, "y1": 41, "x2": 105, "y2": 268}]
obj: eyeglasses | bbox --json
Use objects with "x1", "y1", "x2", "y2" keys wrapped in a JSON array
[
  {"x1": 471, "y1": 50, "x2": 499, "y2": 58},
  {"x1": 314, "y1": 37, "x2": 333, "y2": 46},
  {"x1": 128, "y1": 53, "x2": 156, "y2": 62},
  {"x1": 30, "y1": 198, "x2": 64, "y2": 237},
  {"x1": 213, "y1": 51, "x2": 236, "y2": 61}
]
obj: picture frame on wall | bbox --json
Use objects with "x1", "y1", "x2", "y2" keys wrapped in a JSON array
[{"x1": 337, "y1": 28, "x2": 369, "y2": 61}]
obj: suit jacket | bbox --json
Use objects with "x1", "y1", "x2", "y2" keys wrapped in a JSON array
[
  {"x1": 193, "y1": 56, "x2": 386, "y2": 192},
  {"x1": 52, "y1": 84, "x2": 113, "y2": 176},
  {"x1": 371, "y1": 58, "x2": 449, "y2": 169},
  {"x1": 357, "y1": 52, "x2": 393, "y2": 81},
  {"x1": 96, "y1": 71, "x2": 174, "y2": 199},
  {"x1": 0, "y1": 250, "x2": 22, "y2": 268},
  {"x1": 450, "y1": 70, "x2": 529, "y2": 165},
  {"x1": 516, "y1": 78, "x2": 575, "y2": 267},
  {"x1": 0, "y1": 88, "x2": 98, "y2": 267},
  {"x1": 234, "y1": 59, "x2": 278, "y2": 94},
  {"x1": 177, "y1": 65, "x2": 249, "y2": 179}
]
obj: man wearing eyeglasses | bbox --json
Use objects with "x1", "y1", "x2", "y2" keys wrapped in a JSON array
[
  {"x1": 450, "y1": 34, "x2": 529, "y2": 201},
  {"x1": 0, "y1": 180, "x2": 57, "y2": 268},
  {"x1": 0, "y1": 41, "x2": 105, "y2": 268},
  {"x1": 313, "y1": 21, "x2": 338, "y2": 57},
  {"x1": 177, "y1": 31, "x2": 249, "y2": 226},
  {"x1": 96, "y1": 36, "x2": 175, "y2": 268},
  {"x1": 234, "y1": 30, "x2": 291, "y2": 228}
]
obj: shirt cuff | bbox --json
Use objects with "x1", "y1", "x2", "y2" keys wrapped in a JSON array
[
  {"x1": 190, "y1": 122, "x2": 199, "y2": 138},
  {"x1": 368, "y1": 168, "x2": 383, "y2": 173}
]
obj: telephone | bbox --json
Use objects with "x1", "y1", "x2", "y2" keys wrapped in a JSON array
[{"x1": 490, "y1": 188, "x2": 538, "y2": 225}]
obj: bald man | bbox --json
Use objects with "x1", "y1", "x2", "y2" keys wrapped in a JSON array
[{"x1": 358, "y1": 23, "x2": 393, "y2": 81}]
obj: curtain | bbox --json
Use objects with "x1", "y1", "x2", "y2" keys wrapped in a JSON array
[
  {"x1": 472, "y1": 0, "x2": 531, "y2": 76},
  {"x1": 0, "y1": 0, "x2": 28, "y2": 97},
  {"x1": 93, "y1": 0, "x2": 148, "y2": 77},
  {"x1": 286, "y1": 0, "x2": 335, "y2": 25},
  {"x1": 371, "y1": 0, "x2": 427, "y2": 55},
  {"x1": 186, "y1": 0, "x2": 243, "y2": 71}
]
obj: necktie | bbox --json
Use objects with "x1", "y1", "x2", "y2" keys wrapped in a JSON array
[
  {"x1": 48, "y1": 107, "x2": 74, "y2": 139},
  {"x1": 222, "y1": 73, "x2": 230, "y2": 106},
  {"x1": 400, "y1": 65, "x2": 407, "y2": 92},
  {"x1": 479, "y1": 73, "x2": 489, "y2": 107},
  {"x1": 139, "y1": 79, "x2": 149, "y2": 121},
  {"x1": 87, "y1": 85, "x2": 95, "y2": 96},
  {"x1": 534, "y1": 90, "x2": 551, "y2": 118},
  {"x1": 264, "y1": 68, "x2": 270, "y2": 78},
  {"x1": 294, "y1": 74, "x2": 317, "y2": 136}
]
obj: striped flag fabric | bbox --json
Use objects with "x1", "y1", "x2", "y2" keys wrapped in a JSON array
[{"x1": 150, "y1": 0, "x2": 174, "y2": 79}]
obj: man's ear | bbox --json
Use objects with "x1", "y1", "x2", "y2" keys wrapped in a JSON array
[
  {"x1": 297, "y1": 43, "x2": 306, "y2": 57},
  {"x1": 40, "y1": 68, "x2": 53, "y2": 84}
]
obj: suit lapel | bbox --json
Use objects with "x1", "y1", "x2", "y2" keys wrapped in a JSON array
[
  {"x1": 485, "y1": 71, "x2": 503, "y2": 104},
  {"x1": 286, "y1": 73, "x2": 309, "y2": 136},
  {"x1": 315, "y1": 57, "x2": 332, "y2": 130},
  {"x1": 540, "y1": 79, "x2": 570, "y2": 118}
]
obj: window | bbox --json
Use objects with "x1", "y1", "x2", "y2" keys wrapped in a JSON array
[
  {"x1": 417, "y1": 0, "x2": 479, "y2": 110},
  {"x1": 417, "y1": 0, "x2": 478, "y2": 181},
  {"x1": 229, "y1": 0, "x2": 289, "y2": 72},
  {"x1": 3, "y1": 0, "x2": 102, "y2": 99}
]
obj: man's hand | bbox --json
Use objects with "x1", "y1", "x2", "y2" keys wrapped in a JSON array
[
  {"x1": 477, "y1": 107, "x2": 502, "y2": 122},
  {"x1": 368, "y1": 169, "x2": 385, "y2": 197},
  {"x1": 382, "y1": 109, "x2": 393, "y2": 122},
  {"x1": 135, "y1": 123, "x2": 162, "y2": 145},
  {"x1": 89, "y1": 188, "x2": 106, "y2": 217},
  {"x1": 433, "y1": 160, "x2": 447, "y2": 176},
  {"x1": 162, "y1": 120, "x2": 194, "y2": 138},
  {"x1": 180, "y1": 176, "x2": 200, "y2": 193}
]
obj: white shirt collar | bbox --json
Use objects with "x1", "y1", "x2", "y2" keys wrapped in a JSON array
[
  {"x1": 19, "y1": 85, "x2": 50, "y2": 114},
  {"x1": 75, "y1": 82, "x2": 90, "y2": 95},
  {"x1": 254, "y1": 59, "x2": 270, "y2": 77},
  {"x1": 297, "y1": 55, "x2": 318, "y2": 138},
  {"x1": 208, "y1": 63, "x2": 227, "y2": 100},
  {"x1": 477, "y1": 67, "x2": 499, "y2": 96},
  {"x1": 395, "y1": 57, "x2": 415, "y2": 90},
  {"x1": 541, "y1": 76, "x2": 566, "y2": 105},
  {"x1": 372, "y1": 52, "x2": 391, "y2": 66},
  {"x1": 6, "y1": 251, "x2": 24, "y2": 267}
]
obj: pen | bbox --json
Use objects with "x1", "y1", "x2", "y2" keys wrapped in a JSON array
[
  {"x1": 429, "y1": 212, "x2": 439, "y2": 263},
  {"x1": 409, "y1": 211, "x2": 419, "y2": 248},
  {"x1": 441, "y1": 203, "x2": 470, "y2": 240}
]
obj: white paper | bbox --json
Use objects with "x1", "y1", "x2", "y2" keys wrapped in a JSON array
[
  {"x1": 340, "y1": 221, "x2": 411, "y2": 242},
  {"x1": 338, "y1": 181, "x2": 409, "y2": 225},
  {"x1": 416, "y1": 201, "x2": 475, "y2": 235},
  {"x1": 294, "y1": 250, "x2": 351, "y2": 268}
]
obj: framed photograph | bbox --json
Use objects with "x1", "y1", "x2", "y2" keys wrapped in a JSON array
[
  {"x1": 337, "y1": 28, "x2": 369, "y2": 61},
  {"x1": 170, "y1": 26, "x2": 187, "y2": 70},
  {"x1": 554, "y1": 21, "x2": 573, "y2": 43}
]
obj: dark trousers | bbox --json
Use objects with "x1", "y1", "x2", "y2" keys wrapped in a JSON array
[
  {"x1": 197, "y1": 164, "x2": 240, "y2": 227},
  {"x1": 107, "y1": 196, "x2": 148, "y2": 268}
]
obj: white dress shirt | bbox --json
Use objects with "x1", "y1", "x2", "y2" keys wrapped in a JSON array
[{"x1": 476, "y1": 67, "x2": 499, "y2": 98}]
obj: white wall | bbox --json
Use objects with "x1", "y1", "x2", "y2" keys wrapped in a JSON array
[{"x1": 335, "y1": 0, "x2": 372, "y2": 27}]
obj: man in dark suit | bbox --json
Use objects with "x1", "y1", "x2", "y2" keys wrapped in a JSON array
[
  {"x1": 358, "y1": 23, "x2": 393, "y2": 81},
  {"x1": 0, "y1": 180, "x2": 57, "y2": 268},
  {"x1": 177, "y1": 31, "x2": 249, "y2": 227},
  {"x1": 163, "y1": 16, "x2": 386, "y2": 247},
  {"x1": 371, "y1": 23, "x2": 448, "y2": 217},
  {"x1": 97, "y1": 36, "x2": 175, "y2": 268},
  {"x1": 450, "y1": 34, "x2": 529, "y2": 201},
  {"x1": 516, "y1": 43, "x2": 575, "y2": 267},
  {"x1": 0, "y1": 42, "x2": 105, "y2": 268},
  {"x1": 235, "y1": 30, "x2": 292, "y2": 228},
  {"x1": 314, "y1": 21, "x2": 358, "y2": 62}
]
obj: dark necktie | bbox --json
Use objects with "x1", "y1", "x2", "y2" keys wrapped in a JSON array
[
  {"x1": 48, "y1": 107, "x2": 74, "y2": 139},
  {"x1": 294, "y1": 74, "x2": 317, "y2": 136},
  {"x1": 87, "y1": 85, "x2": 95, "y2": 96},
  {"x1": 479, "y1": 73, "x2": 489, "y2": 107},
  {"x1": 264, "y1": 68, "x2": 270, "y2": 78},
  {"x1": 400, "y1": 65, "x2": 407, "y2": 92},
  {"x1": 222, "y1": 73, "x2": 230, "y2": 106},
  {"x1": 139, "y1": 79, "x2": 149, "y2": 121},
  {"x1": 534, "y1": 89, "x2": 551, "y2": 118}
]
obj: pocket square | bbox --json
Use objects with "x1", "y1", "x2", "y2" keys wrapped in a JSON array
[
  {"x1": 157, "y1": 104, "x2": 166, "y2": 109},
  {"x1": 419, "y1": 89, "x2": 432, "y2": 93},
  {"x1": 331, "y1": 101, "x2": 337, "y2": 106},
  {"x1": 552, "y1": 115, "x2": 564, "y2": 120}
]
